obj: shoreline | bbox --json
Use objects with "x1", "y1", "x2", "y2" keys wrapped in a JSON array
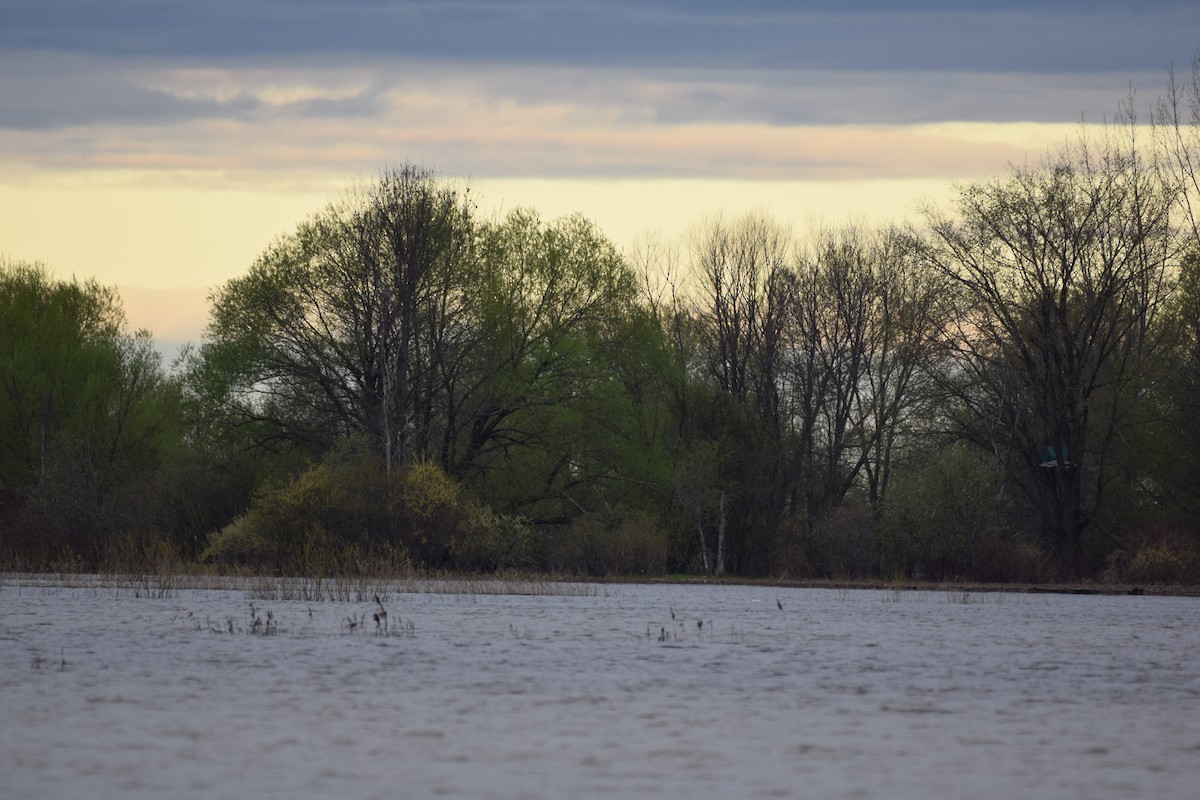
[{"x1": 3, "y1": 569, "x2": 1198, "y2": 598}]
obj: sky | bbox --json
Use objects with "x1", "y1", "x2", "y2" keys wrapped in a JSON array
[{"x1": 1, "y1": 1, "x2": 1197, "y2": 353}]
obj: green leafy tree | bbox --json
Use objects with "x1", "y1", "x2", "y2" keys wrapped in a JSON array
[
  {"x1": 1137, "y1": 249, "x2": 1200, "y2": 532},
  {"x1": 1, "y1": 261, "x2": 180, "y2": 562},
  {"x1": 194, "y1": 164, "x2": 475, "y2": 468},
  {"x1": 191, "y1": 168, "x2": 669, "y2": 569},
  {"x1": 1, "y1": 261, "x2": 123, "y2": 486},
  {"x1": 458, "y1": 210, "x2": 640, "y2": 505}
]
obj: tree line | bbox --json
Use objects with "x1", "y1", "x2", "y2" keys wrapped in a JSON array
[{"x1": 4, "y1": 63, "x2": 1200, "y2": 582}]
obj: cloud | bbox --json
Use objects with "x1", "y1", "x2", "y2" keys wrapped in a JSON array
[
  {"x1": 0, "y1": 35, "x2": 1179, "y2": 168},
  {"x1": 0, "y1": 47, "x2": 1135, "y2": 183},
  {"x1": 3, "y1": 0, "x2": 1192, "y2": 176},
  {"x1": 4, "y1": 1, "x2": 1196, "y2": 72},
  {"x1": 3, "y1": 64, "x2": 1079, "y2": 181},
  {"x1": 2, "y1": 123, "x2": 1028, "y2": 182},
  {"x1": 0, "y1": 60, "x2": 244, "y2": 130},
  {"x1": 0, "y1": 54, "x2": 390, "y2": 130},
  {"x1": 6, "y1": 0, "x2": 1188, "y2": 347}
]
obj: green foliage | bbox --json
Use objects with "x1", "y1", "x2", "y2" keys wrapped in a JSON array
[
  {"x1": 0, "y1": 261, "x2": 187, "y2": 564},
  {"x1": 200, "y1": 444, "x2": 529, "y2": 574},
  {"x1": 188, "y1": 175, "x2": 685, "y2": 577},
  {"x1": 0, "y1": 260, "x2": 124, "y2": 487},
  {"x1": 452, "y1": 209, "x2": 642, "y2": 482},
  {"x1": 200, "y1": 512, "x2": 275, "y2": 565},
  {"x1": 193, "y1": 164, "x2": 475, "y2": 462}
]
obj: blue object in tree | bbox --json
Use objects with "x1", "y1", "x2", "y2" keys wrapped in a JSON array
[{"x1": 1039, "y1": 444, "x2": 1070, "y2": 469}]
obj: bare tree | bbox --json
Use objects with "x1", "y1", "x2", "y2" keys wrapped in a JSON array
[
  {"x1": 853, "y1": 227, "x2": 942, "y2": 511},
  {"x1": 1154, "y1": 44, "x2": 1200, "y2": 249},
  {"x1": 921, "y1": 136, "x2": 1179, "y2": 574},
  {"x1": 691, "y1": 212, "x2": 795, "y2": 437},
  {"x1": 684, "y1": 213, "x2": 796, "y2": 571},
  {"x1": 683, "y1": 217, "x2": 940, "y2": 567},
  {"x1": 788, "y1": 225, "x2": 874, "y2": 520},
  {"x1": 784, "y1": 224, "x2": 938, "y2": 521}
]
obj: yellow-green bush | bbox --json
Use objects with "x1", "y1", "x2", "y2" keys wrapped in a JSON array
[
  {"x1": 1103, "y1": 522, "x2": 1199, "y2": 585},
  {"x1": 200, "y1": 446, "x2": 527, "y2": 574},
  {"x1": 1126, "y1": 543, "x2": 1189, "y2": 584},
  {"x1": 1121, "y1": 541, "x2": 1198, "y2": 586},
  {"x1": 200, "y1": 512, "x2": 275, "y2": 565},
  {"x1": 398, "y1": 460, "x2": 464, "y2": 565},
  {"x1": 450, "y1": 503, "x2": 534, "y2": 572}
]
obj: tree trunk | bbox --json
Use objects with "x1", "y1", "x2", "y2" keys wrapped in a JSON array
[{"x1": 716, "y1": 490, "x2": 726, "y2": 576}]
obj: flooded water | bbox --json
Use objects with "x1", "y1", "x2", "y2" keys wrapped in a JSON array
[{"x1": 1, "y1": 579, "x2": 1197, "y2": 799}]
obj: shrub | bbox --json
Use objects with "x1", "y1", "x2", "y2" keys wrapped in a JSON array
[
  {"x1": 199, "y1": 446, "x2": 526, "y2": 574},
  {"x1": 450, "y1": 504, "x2": 534, "y2": 572},
  {"x1": 806, "y1": 502, "x2": 878, "y2": 580},
  {"x1": 1127, "y1": 544, "x2": 1190, "y2": 584},
  {"x1": 1106, "y1": 523, "x2": 1199, "y2": 585},
  {"x1": 200, "y1": 512, "x2": 274, "y2": 565},
  {"x1": 879, "y1": 443, "x2": 1040, "y2": 582},
  {"x1": 539, "y1": 507, "x2": 670, "y2": 575},
  {"x1": 399, "y1": 460, "x2": 465, "y2": 565}
]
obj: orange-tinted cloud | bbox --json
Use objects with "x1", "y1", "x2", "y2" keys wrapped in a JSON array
[{"x1": 0, "y1": 78, "x2": 1073, "y2": 181}]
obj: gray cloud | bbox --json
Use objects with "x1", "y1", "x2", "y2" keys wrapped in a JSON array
[
  {"x1": 0, "y1": 53, "x2": 390, "y2": 130},
  {"x1": 3, "y1": 1, "x2": 1195, "y2": 73},
  {"x1": 0, "y1": 0, "x2": 1194, "y2": 175},
  {"x1": 0, "y1": 67, "x2": 258, "y2": 130},
  {"x1": 453, "y1": 63, "x2": 1157, "y2": 128},
  {"x1": 0, "y1": 51, "x2": 1170, "y2": 146}
]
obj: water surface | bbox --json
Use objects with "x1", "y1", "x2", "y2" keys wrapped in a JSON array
[{"x1": 1, "y1": 580, "x2": 1197, "y2": 799}]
